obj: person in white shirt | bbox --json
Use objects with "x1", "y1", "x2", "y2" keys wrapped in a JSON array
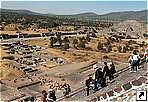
[
  {"x1": 131, "y1": 50, "x2": 140, "y2": 72},
  {"x1": 93, "y1": 64, "x2": 98, "y2": 71},
  {"x1": 128, "y1": 55, "x2": 133, "y2": 72}
]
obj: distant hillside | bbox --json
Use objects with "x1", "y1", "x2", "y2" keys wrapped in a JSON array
[
  {"x1": 99, "y1": 10, "x2": 147, "y2": 22},
  {"x1": 57, "y1": 9, "x2": 147, "y2": 23},
  {"x1": 73, "y1": 12, "x2": 98, "y2": 17},
  {"x1": 0, "y1": 8, "x2": 55, "y2": 16},
  {"x1": 0, "y1": 8, "x2": 147, "y2": 30},
  {"x1": 0, "y1": 8, "x2": 43, "y2": 15},
  {"x1": 0, "y1": 9, "x2": 60, "y2": 30},
  {"x1": 1, "y1": 8, "x2": 147, "y2": 22}
]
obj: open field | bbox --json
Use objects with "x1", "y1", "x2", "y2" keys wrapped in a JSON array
[{"x1": 1, "y1": 35, "x2": 146, "y2": 80}]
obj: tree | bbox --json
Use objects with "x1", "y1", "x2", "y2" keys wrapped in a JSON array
[
  {"x1": 140, "y1": 41, "x2": 145, "y2": 47},
  {"x1": 129, "y1": 46, "x2": 134, "y2": 51},
  {"x1": 86, "y1": 34, "x2": 91, "y2": 42},
  {"x1": 106, "y1": 38, "x2": 111, "y2": 45},
  {"x1": 78, "y1": 37, "x2": 86, "y2": 48},
  {"x1": 97, "y1": 42, "x2": 103, "y2": 51},
  {"x1": 56, "y1": 32, "x2": 62, "y2": 46},
  {"x1": 63, "y1": 37, "x2": 70, "y2": 43},
  {"x1": 63, "y1": 43, "x2": 69, "y2": 51},
  {"x1": 82, "y1": 37, "x2": 88, "y2": 44},
  {"x1": 72, "y1": 38, "x2": 78, "y2": 48},
  {"x1": 107, "y1": 45, "x2": 112, "y2": 52},
  {"x1": 49, "y1": 37, "x2": 57, "y2": 48}
]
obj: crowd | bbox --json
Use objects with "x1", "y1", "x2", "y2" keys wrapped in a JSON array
[
  {"x1": 24, "y1": 50, "x2": 144, "y2": 101},
  {"x1": 85, "y1": 50, "x2": 143, "y2": 96},
  {"x1": 85, "y1": 61, "x2": 116, "y2": 96},
  {"x1": 39, "y1": 61, "x2": 116, "y2": 101}
]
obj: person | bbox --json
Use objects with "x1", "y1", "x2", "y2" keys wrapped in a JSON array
[
  {"x1": 94, "y1": 68, "x2": 106, "y2": 91},
  {"x1": 41, "y1": 90, "x2": 47, "y2": 102},
  {"x1": 131, "y1": 50, "x2": 140, "y2": 72},
  {"x1": 93, "y1": 64, "x2": 98, "y2": 71},
  {"x1": 144, "y1": 49, "x2": 148, "y2": 62},
  {"x1": 128, "y1": 55, "x2": 133, "y2": 72},
  {"x1": 94, "y1": 68, "x2": 99, "y2": 91},
  {"x1": 85, "y1": 77, "x2": 92, "y2": 96},
  {"x1": 109, "y1": 62, "x2": 116, "y2": 79},
  {"x1": 103, "y1": 62, "x2": 112, "y2": 81},
  {"x1": 63, "y1": 83, "x2": 71, "y2": 97},
  {"x1": 46, "y1": 89, "x2": 56, "y2": 102}
]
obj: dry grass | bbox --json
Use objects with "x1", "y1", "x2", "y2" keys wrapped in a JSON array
[
  {"x1": 24, "y1": 37, "x2": 133, "y2": 63},
  {"x1": 0, "y1": 60, "x2": 23, "y2": 80},
  {"x1": 0, "y1": 47, "x2": 23, "y2": 80},
  {"x1": 1, "y1": 35, "x2": 145, "y2": 80},
  {"x1": 24, "y1": 38, "x2": 48, "y2": 47}
]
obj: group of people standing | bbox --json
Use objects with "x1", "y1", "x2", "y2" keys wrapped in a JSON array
[
  {"x1": 40, "y1": 83, "x2": 71, "y2": 102},
  {"x1": 40, "y1": 50, "x2": 142, "y2": 100},
  {"x1": 41, "y1": 89, "x2": 56, "y2": 102},
  {"x1": 85, "y1": 62, "x2": 116, "y2": 96},
  {"x1": 129, "y1": 50, "x2": 141, "y2": 72}
]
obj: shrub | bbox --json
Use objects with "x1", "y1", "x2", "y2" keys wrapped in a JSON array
[
  {"x1": 97, "y1": 42, "x2": 103, "y2": 51},
  {"x1": 122, "y1": 46, "x2": 127, "y2": 53},
  {"x1": 103, "y1": 55, "x2": 109, "y2": 59},
  {"x1": 118, "y1": 46, "x2": 122, "y2": 53},
  {"x1": 63, "y1": 37, "x2": 70, "y2": 43},
  {"x1": 86, "y1": 36, "x2": 91, "y2": 42},
  {"x1": 91, "y1": 33, "x2": 97, "y2": 38},
  {"x1": 63, "y1": 43, "x2": 69, "y2": 51},
  {"x1": 107, "y1": 45, "x2": 112, "y2": 52}
]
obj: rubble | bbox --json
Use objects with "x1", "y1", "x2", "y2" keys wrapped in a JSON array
[{"x1": 50, "y1": 57, "x2": 66, "y2": 65}]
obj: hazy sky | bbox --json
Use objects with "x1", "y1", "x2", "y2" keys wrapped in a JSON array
[{"x1": 1, "y1": 1, "x2": 147, "y2": 15}]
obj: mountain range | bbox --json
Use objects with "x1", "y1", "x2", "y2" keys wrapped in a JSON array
[{"x1": 0, "y1": 8, "x2": 147, "y2": 22}]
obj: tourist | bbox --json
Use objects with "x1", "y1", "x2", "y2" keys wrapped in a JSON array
[
  {"x1": 46, "y1": 89, "x2": 56, "y2": 102},
  {"x1": 144, "y1": 49, "x2": 148, "y2": 62},
  {"x1": 41, "y1": 90, "x2": 47, "y2": 102},
  {"x1": 109, "y1": 62, "x2": 116, "y2": 79},
  {"x1": 103, "y1": 62, "x2": 112, "y2": 81},
  {"x1": 94, "y1": 68, "x2": 100, "y2": 91},
  {"x1": 63, "y1": 83, "x2": 71, "y2": 97},
  {"x1": 94, "y1": 68, "x2": 102, "y2": 91},
  {"x1": 85, "y1": 77, "x2": 92, "y2": 96},
  {"x1": 98, "y1": 68, "x2": 106, "y2": 87},
  {"x1": 131, "y1": 50, "x2": 140, "y2": 72},
  {"x1": 93, "y1": 64, "x2": 98, "y2": 71},
  {"x1": 128, "y1": 55, "x2": 133, "y2": 72}
]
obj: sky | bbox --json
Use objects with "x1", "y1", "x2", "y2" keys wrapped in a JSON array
[{"x1": 1, "y1": 1, "x2": 147, "y2": 15}]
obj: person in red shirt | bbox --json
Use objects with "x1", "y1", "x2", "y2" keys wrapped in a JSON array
[{"x1": 41, "y1": 90, "x2": 47, "y2": 102}]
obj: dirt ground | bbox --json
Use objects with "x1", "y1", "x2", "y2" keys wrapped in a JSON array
[
  {"x1": 24, "y1": 37, "x2": 133, "y2": 63},
  {"x1": 0, "y1": 60, "x2": 23, "y2": 80},
  {"x1": 0, "y1": 35, "x2": 146, "y2": 80},
  {"x1": 0, "y1": 47, "x2": 23, "y2": 80}
]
